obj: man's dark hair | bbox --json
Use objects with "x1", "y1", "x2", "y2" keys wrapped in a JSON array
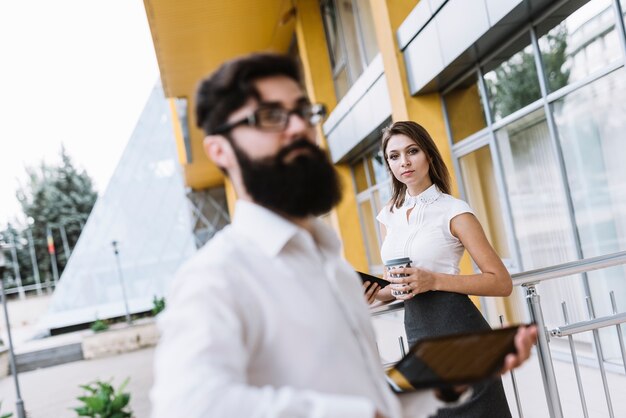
[{"x1": 195, "y1": 53, "x2": 302, "y2": 135}]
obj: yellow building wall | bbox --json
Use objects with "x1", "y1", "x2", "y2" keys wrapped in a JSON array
[
  {"x1": 369, "y1": 0, "x2": 480, "y2": 304},
  {"x1": 294, "y1": 0, "x2": 369, "y2": 272}
]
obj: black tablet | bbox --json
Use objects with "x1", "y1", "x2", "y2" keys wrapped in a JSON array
[
  {"x1": 357, "y1": 271, "x2": 390, "y2": 290},
  {"x1": 386, "y1": 325, "x2": 521, "y2": 392}
]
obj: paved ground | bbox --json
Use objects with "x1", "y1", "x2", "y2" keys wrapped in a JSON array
[
  {"x1": 372, "y1": 310, "x2": 626, "y2": 417},
  {"x1": 2, "y1": 345, "x2": 625, "y2": 417},
  {"x1": 0, "y1": 347, "x2": 154, "y2": 418},
  {"x1": 501, "y1": 349, "x2": 626, "y2": 417},
  {"x1": 1, "y1": 295, "x2": 625, "y2": 417}
]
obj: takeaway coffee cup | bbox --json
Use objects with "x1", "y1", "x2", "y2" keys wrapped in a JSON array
[{"x1": 385, "y1": 257, "x2": 412, "y2": 296}]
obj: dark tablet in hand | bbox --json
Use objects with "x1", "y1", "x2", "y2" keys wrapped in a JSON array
[
  {"x1": 357, "y1": 271, "x2": 390, "y2": 290},
  {"x1": 386, "y1": 325, "x2": 521, "y2": 392}
]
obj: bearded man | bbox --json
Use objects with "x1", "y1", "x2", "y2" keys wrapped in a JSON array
[{"x1": 150, "y1": 53, "x2": 536, "y2": 418}]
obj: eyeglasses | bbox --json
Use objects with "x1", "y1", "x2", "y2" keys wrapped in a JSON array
[{"x1": 212, "y1": 102, "x2": 327, "y2": 135}]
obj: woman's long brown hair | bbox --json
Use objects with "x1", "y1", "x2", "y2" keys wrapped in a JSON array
[{"x1": 381, "y1": 121, "x2": 451, "y2": 211}]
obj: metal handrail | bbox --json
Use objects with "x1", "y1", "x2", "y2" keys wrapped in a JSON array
[
  {"x1": 370, "y1": 299, "x2": 404, "y2": 316},
  {"x1": 551, "y1": 311, "x2": 626, "y2": 337},
  {"x1": 370, "y1": 250, "x2": 626, "y2": 418},
  {"x1": 512, "y1": 250, "x2": 626, "y2": 286},
  {"x1": 370, "y1": 250, "x2": 626, "y2": 315}
]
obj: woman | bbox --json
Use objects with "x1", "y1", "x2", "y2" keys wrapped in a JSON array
[{"x1": 375, "y1": 121, "x2": 513, "y2": 417}]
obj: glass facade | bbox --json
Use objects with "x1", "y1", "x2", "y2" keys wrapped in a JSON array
[
  {"x1": 537, "y1": 0, "x2": 620, "y2": 92},
  {"x1": 441, "y1": 0, "x2": 626, "y2": 359},
  {"x1": 320, "y1": 0, "x2": 380, "y2": 100},
  {"x1": 484, "y1": 35, "x2": 541, "y2": 122},
  {"x1": 41, "y1": 83, "x2": 197, "y2": 330},
  {"x1": 351, "y1": 146, "x2": 390, "y2": 273},
  {"x1": 458, "y1": 145, "x2": 510, "y2": 260}
]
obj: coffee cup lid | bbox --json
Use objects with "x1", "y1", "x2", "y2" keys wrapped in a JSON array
[{"x1": 384, "y1": 257, "x2": 411, "y2": 266}]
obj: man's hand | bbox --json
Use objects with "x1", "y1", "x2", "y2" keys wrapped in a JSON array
[
  {"x1": 374, "y1": 411, "x2": 388, "y2": 418},
  {"x1": 501, "y1": 325, "x2": 538, "y2": 373}
]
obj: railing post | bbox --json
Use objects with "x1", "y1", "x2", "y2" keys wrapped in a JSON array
[{"x1": 524, "y1": 283, "x2": 563, "y2": 418}]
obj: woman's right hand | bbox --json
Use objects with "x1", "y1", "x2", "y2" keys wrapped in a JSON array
[
  {"x1": 374, "y1": 270, "x2": 396, "y2": 302},
  {"x1": 363, "y1": 282, "x2": 380, "y2": 304}
]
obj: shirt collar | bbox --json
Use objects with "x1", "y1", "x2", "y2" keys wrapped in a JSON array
[
  {"x1": 403, "y1": 184, "x2": 442, "y2": 207},
  {"x1": 232, "y1": 200, "x2": 341, "y2": 257}
]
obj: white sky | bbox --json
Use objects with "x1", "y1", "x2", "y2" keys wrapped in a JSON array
[{"x1": 0, "y1": 0, "x2": 159, "y2": 227}]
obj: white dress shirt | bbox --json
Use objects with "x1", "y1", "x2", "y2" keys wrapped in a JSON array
[
  {"x1": 377, "y1": 185, "x2": 474, "y2": 274},
  {"x1": 151, "y1": 200, "x2": 444, "y2": 418}
]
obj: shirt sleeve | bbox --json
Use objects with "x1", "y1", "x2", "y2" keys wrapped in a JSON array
[
  {"x1": 445, "y1": 198, "x2": 475, "y2": 237},
  {"x1": 150, "y1": 260, "x2": 377, "y2": 418},
  {"x1": 376, "y1": 205, "x2": 393, "y2": 227}
]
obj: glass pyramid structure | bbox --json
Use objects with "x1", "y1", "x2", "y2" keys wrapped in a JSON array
[{"x1": 40, "y1": 82, "x2": 197, "y2": 331}]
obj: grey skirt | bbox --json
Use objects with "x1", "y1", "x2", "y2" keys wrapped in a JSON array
[{"x1": 404, "y1": 291, "x2": 512, "y2": 418}]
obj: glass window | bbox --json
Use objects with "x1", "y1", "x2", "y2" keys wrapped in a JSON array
[
  {"x1": 336, "y1": 0, "x2": 365, "y2": 79},
  {"x1": 352, "y1": 147, "x2": 391, "y2": 271},
  {"x1": 321, "y1": 0, "x2": 380, "y2": 100},
  {"x1": 359, "y1": 199, "x2": 383, "y2": 266},
  {"x1": 368, "y1": 148, "x2": 389, "y2": 185},
  {"x1": 334, "y1": 67, "x2": 350, "y2": 99},
  {"x1": 552, "y1": 68, "x2": 626, "y2": 322},
  {"x1": 354, "y1": 0, "x2": 379, "y2": 64},
  {"x1": 483, "y1": 34, "x2": 541, "y2": 121},
  {"x1": 496, "y1": 108, "x2": 577, "y2": 270},
  {"x1": 622, "y1": 0, "x2": 626, "y2": 28},
  {"x1": 373, "y1": 187, "x2": 391, "y2": 218},
  {"x1": 321, "y1": 1, "x2": 346, "y2": 71},
  {"x1": 553, "y1": 69, "x2": 626, "y2": 258},
  {"x1": 496, "y1": 109, "x2": 588, "y2": 328},
  {"x1": 443, "y1": 71, "x2": 488, "y2": 143},
  {"x1": 353, "y1": 159, "x2": 369, "y2": 193},
  {"x1": 537, "y1": 0, "x2": 620, "y2": 93},
  {"x1": 458, "y1": 145, "x2": 509, "y2": 259}
]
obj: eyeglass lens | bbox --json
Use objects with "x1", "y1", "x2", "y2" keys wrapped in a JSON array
[{"x1": 256, "y1": 103, "x2": 325, "y2": 131}]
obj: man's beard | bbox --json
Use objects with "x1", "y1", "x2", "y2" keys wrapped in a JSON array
[{"x1": 231, "y1": 138, "x2": 342, "y2": 218}]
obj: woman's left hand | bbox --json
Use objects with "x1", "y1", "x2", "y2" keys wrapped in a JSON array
[{"x1": 387, "y1": 267, "x2": 435, "y2": 299}]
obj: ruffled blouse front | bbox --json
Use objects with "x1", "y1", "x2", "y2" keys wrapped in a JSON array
[{"x1": 376, "y1": 184, "x2": 474, "y2": 274}]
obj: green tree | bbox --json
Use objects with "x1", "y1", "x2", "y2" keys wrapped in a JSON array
[
  {"x1": 13, "y1": 146, "x2": 97, "y2": 287},
  {"x1": 487, "y1": 25, "x2": 569, "y2": 119},
  {"x1": 0, "y1": 222, "x2": 32, "y2": 289}
]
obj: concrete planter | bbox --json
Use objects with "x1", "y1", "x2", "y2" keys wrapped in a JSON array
[{"x1": 82, "y1": 319, "x2": 160, "y2": 360}]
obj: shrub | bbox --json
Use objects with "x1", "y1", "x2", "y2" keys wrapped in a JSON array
[
  {"x1": 0, "y1": 401, "x2": 13, "y2": 418},
  {"x1": 151, "y1": 295, "x2": 166, "y2": 316},
  {"x1": 90, "y1": 319, "x2": 109, "y2": 333},
  {"x1": 73, "y1": 378, "x2": 132, "y2": 417}
]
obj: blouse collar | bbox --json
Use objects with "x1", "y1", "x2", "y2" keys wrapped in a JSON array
[{"x1": 402, "y1": 184, "x2": 442, "y2": 208}]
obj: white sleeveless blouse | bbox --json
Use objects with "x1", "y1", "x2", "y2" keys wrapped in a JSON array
[{"x1": 376, "y1": 184, "x2": 474, "y2": 275}]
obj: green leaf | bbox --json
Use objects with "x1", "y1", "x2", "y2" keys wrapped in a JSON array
[
  {"x1": 109, "y1": 412, "x2": 132, "y2": 418},
  {"x1": 99, "y1": 381, "x2": 114, "y2": 396},
  {"x1": 73, "y1": 377, "x2": 134, "y2": 417},
  {"x1": 116, "y1": 377, "x2": 130, "y2": 395},
  {"x1": 83, "y1": 396, "x2": 106, "y2": 413},
  {"x1": 72, "y1": 406, "x2": 92, "y2": 416},
  {"x1": 79, "y1": 384, "x2": 97, "y2": 393},
  {"x1": 77, "y1": 396, "x2": 93, "y2": 403},
  {"x1": 111, "y1": 393, "x2": 130, "y2": 411}
]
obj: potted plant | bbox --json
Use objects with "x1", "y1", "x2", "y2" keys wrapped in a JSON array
[{"x1": 73, "y1": 377, "x2": 133, "y2": 417}]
